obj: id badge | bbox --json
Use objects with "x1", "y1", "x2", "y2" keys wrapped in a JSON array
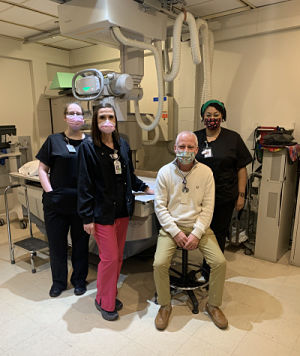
[
  {"x1": 114, "y1": 160, "x2": 122, "y2": 174},
  {"x1": 66, "y1": 144, "x2": 76, "y2": 153},
  {"x1": 201, "y1": 148, "x2": 212, "y2": 158}
]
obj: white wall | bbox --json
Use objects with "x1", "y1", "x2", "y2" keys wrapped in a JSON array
[
  {"x1": 0, "y1": 37, "x2": 69, "y2": 155},
  {"x1": 210, "y1": 0, "x2": 300, "y2": 148},
  {"x1": 213, "y1": 29, "x2": 300, "y2": 147},
  {"x1": 0, "y1": 57, "x2": 34, "y2": 137}
]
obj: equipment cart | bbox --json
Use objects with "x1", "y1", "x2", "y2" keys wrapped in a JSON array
[
  {"x1": 229, "y1": 172, "x2": 262, "y2": 255},
  {"x1": 4, "y1": 183, "x2": 48, "y2": 273}
]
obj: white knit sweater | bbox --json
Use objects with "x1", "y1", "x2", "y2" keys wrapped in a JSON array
[{"x1": 155, "y1": 160, "x2": 215, "y2": 239}]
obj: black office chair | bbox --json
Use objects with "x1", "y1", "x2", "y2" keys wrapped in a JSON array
[{"x1": 169, "y1": 248, "x2": 208, "y2": 314}]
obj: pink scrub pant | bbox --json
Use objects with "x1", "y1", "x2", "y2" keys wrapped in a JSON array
[{"x1": 94, "y1": 217, "x2": 129, "y2": 311}]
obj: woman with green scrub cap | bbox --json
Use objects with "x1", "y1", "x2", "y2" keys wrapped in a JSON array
[{"x1": 194, "y1": 99, "x2": 252, "y2": 282}]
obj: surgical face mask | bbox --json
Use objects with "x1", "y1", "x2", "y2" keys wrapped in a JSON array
[
  {"x1": 98, "y1": 120, "x2": 115, "y2": 134},
  {"x1": 176, "y1": 151, "x2": 196, "y2": 165},
  {"x1": 66, "y1": 114, "x2": 84, "y2": 131},
  {"x1": 204, "y1": 117, "x2": 221, "y2": 130}
]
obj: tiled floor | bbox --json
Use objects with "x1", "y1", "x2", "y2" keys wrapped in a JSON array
[{"x1": 1, "y1": 220, "x2": 300, "y2": 356}]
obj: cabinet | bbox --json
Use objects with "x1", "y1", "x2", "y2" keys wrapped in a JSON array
[
  {"x1": 255, "y1": 150, "x2": 297, "y2": 262},
  {"x1": 290, "y1": 178, "x2": 300, "y2": 266}
]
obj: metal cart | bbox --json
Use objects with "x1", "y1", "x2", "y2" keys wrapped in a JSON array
[
  {"x1": 4, "y1": 183, "x2": 48, "y2": 273},
  {"x1": 229, "y1": 172, "x2": 262, "y2": 255}
]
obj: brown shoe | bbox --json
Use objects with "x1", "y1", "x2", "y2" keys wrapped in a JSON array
[
  {"x1": 155, "y1": 304, "x2": 172, "y2": 330},
  {"x1": 205, "y1": 303, "x2": 228, "y2": 329}
]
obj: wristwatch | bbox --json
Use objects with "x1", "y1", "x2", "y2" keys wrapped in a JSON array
[{"x1": 238, "y1": 192, "x2": 245, "y2": 198}]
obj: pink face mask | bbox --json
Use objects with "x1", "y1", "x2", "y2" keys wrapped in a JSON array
[
  {"x1": 99, "y1": 120, "x2": 115, "y2": 134},
  {"x1": 66, "y1": 115, "x2": 84, "y2": 131}
]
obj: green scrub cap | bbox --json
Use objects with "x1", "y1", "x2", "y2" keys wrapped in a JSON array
[{"x1": 201, "y1": 99, "x2": 225, "y2": 117}]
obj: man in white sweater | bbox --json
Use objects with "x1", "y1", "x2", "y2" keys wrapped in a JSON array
[{"x1": 153, "y1": 131, "x2": 227, "y2": 330}]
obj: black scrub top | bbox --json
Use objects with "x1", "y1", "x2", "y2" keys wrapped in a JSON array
[
  {"x1": 195, "y1": 127, "x2": 252, "y2": 205},
  {"x1": 36, "y1": 132, "x2": 87, "y2": 214},
  {"x1": 100, "y1": 142, "x2": 128, "y2": 219}
]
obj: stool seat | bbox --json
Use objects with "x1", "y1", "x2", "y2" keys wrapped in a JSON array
[{"x1": 170, "y1": 248, "x2": 208, "y2": 314}]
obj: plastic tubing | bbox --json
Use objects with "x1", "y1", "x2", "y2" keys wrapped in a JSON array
[
  {"x1": 161, "y1": 11, "x2": 201, "y2": 82},
  {"x1": 196, "y1": 18, "x2": 214, "y2": 104},
  {"x1": 112, "y1": 26, "x2": 164, "y2": 131},
  {"x1": 142, "y1": 114, "x2": 160, "y2": 145}
]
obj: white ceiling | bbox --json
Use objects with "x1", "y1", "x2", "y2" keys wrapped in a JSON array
[{"x1": 0, "y1": 0, "x2": 291, "y2": 51}]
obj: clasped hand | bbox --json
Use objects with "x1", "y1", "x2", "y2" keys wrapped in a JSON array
[
  {"x1": 173, "y1": 231, "x2": 199, "y2": 250},
  {"x1": 83, "y1": 222, "x2": 95, "y2": 236}
]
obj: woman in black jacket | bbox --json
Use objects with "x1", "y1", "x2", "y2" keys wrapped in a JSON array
[{"x1": 77, "y1": 103, "x2": 153, "y2": 321}]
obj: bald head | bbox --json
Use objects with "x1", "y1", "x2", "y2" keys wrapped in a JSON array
[{"x1": 175, "y1": 131, "x2": 198, "y2": 147}]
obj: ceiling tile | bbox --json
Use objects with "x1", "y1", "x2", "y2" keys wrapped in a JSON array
[
  {"x1": 39, "y1": 36, "x2": 92, "y2": 50},
  {"x1": 185, "y1": 0, "x2": 247, "y2": 17},
  {"x1": 184, "y1": 0, "x2": 215, "y2": 5},
  {"x1": 0, "y1": 21, "x2": 38, "y2": 38},
  {"x1": 10, "y1": 0, "x2": 29, "y2": 3},
  {"x1": 49, "y1": 38, "x2": 92, "y2": 49},
  {"x1": 0, "y1": 0, "x2": 295, "y2": 50},
  {"x1": 4, "y1": 0, "x2": 28, "y2": 4},
  {"x1": 38, "y1": 35, "x2": 69, "y2": 44},
  {"x1": 250, "y1": 0, "x2": 289, "y2": 5},
  {"x1": 23, "y1": 0, "x2": 58, "y2": 16},
  {"x1": 35, "y1": 18, "x2": 59, "y2": 31},
  {"x1": 0, "y1": 4, "x2": 12, "y2": 12},
  {"x1": 0, "y1": 6, "x2": 55, "y2": 28}
]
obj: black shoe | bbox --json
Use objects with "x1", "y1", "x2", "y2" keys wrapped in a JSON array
[
  {"x1": 49, "y1": 286, "x2": 65, "y2": 298},
  {"x1": 115, "y1": 298, "x2": 123, "y2": 311},
  {"x1": 95, "y1": 299, "x2": 119, "y2": 321},
  {"x1": 74, "y1": 286, "x2": 87, "y2": 296}
]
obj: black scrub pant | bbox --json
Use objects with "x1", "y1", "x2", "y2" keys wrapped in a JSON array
[
  {"x1": 43, "y1": 207, "x2": 90, "y2": 290},
  {"x1": 202, "y1": 200, "x2": 235, "y2": 281}
]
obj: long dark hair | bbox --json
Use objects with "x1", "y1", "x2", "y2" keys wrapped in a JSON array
[{"x1": 91, "y1": 103, "x2": 120, "y2": 147}]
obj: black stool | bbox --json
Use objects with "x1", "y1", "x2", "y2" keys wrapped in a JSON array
[{"x1": 170, "y1": 248, "x2": 208, "y2": 314}]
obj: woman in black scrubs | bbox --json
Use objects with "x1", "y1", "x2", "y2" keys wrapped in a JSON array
[
  {"x1": 36, "y1": 102, "x2": 89, "y2": 297},
  {"x1": 194, "y1": 99, "x2": 252, "y2": 281}
]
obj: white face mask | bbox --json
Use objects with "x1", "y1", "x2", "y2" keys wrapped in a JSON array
[
  {"x1": 176, "y1": 151, "x2": 196, "y2": 165},
  {"x1": 66, "y1": 114, "x2": 84, "y2": 131},
  {"x1": 98, "y1": 120, "x2": 115, "y2": 134}
]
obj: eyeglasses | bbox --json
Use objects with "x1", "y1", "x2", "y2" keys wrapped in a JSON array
[
  {"x1": 66, "y1": 112, "x2": 83, "y2": 116},
  {"x1": 98, "y1": 115, "x2": 115, "y2": 120}
]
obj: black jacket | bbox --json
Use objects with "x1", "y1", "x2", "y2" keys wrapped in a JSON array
[{"x1": 77, "y1": 136, "x2": 148, "y2": 225}]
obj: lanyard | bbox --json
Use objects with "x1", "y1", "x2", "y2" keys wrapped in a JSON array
[
  {"x1": 64, "y1": 136, "x2": 76, "y2": 153},
  {"x1": 110, "y1": 149, "x2": 122, "y2": 175},
  {"x1": 175, "y1": 164, "x2": 193, "y2": 193}
]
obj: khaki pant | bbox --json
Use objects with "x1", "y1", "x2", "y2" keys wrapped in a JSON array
[{"x1": 153, "y1": 226, "x2": 226, "y2": 307}]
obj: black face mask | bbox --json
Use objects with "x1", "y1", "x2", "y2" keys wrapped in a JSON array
[{"x1": 204, "y1": 118, "x2": 221, "y2": 129}]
